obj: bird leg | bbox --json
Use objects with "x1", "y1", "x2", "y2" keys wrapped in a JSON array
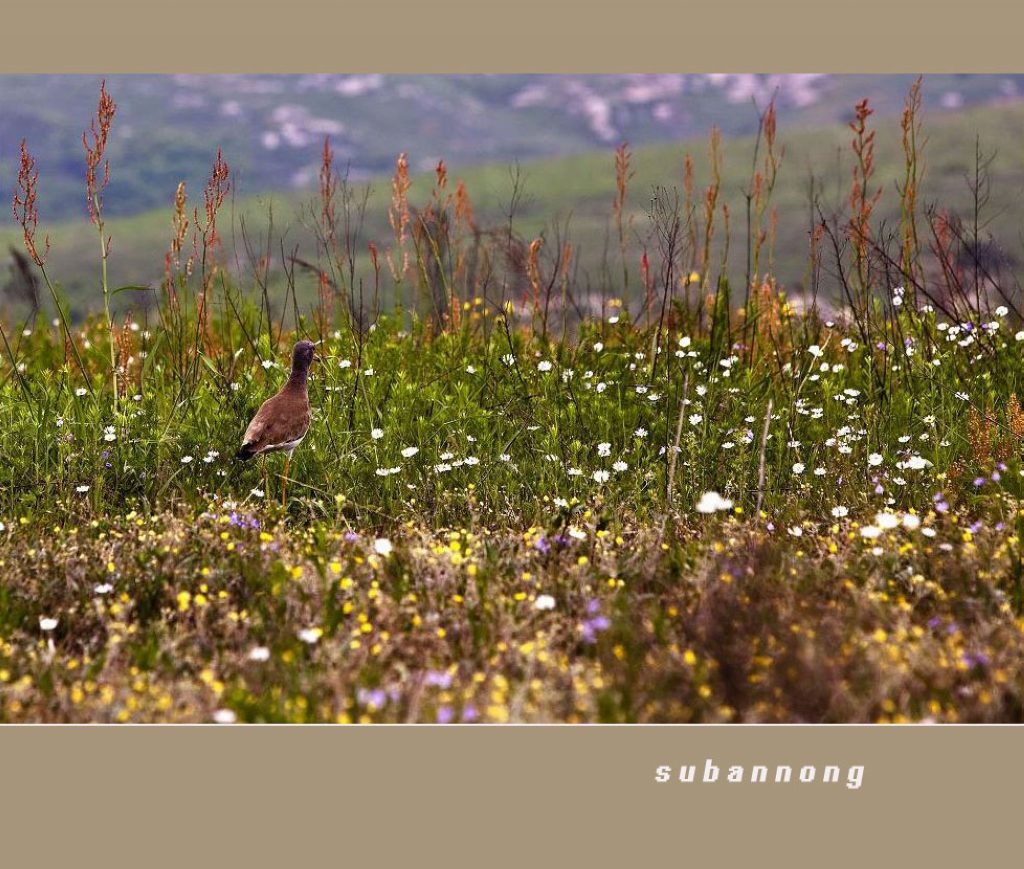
[{"x1": 281, "y1": 453, "x2": 291, "y2": 506}]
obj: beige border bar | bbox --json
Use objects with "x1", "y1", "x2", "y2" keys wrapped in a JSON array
[
  {"x1": 2, "y1": 1, "x2": 1022, "y2": 864},
  {"x1": 1, "y1": 724, "x2": 1020, "y2": 864},
  {"x1": 2, "y1": 1, "x2": 1022, "y2": 73}
]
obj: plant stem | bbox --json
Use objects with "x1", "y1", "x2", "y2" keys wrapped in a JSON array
[{"x1": 97, "y1": 202, "x2": 117, "y2": 417}]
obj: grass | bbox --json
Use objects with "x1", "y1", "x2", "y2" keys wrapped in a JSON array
[
  {"x1": 3, "y1": 81, "x2": 1024, "y2": 722},
  {"x1": 7, "y1": 99, "x2": 1024, "y2": 314}
]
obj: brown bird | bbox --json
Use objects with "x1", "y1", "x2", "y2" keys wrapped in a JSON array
[{"x1": 236, "y1": 340, "x2": 315, "y2": 504}]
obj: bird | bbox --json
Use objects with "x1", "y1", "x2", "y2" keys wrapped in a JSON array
[{"x1": 236, "y1": 340, "x2": 315, "y2": 504}]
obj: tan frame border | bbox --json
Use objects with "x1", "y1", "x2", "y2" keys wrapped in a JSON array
[
  {"x1": 3, "y1": 724, "x2": 1023, "y2": 864},
  {"x1": 2, "y1": 1, "x2": 1022, "y2": 73},
  {"x1": 2, "y1": 1, "x2": 1023, "y2": 865}
]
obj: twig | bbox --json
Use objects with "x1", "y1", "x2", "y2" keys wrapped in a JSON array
[
  {"x1": 755, "y1": 398, "x2": 773, "y2": 516},
  {"x1": 666, "y1": 372, "x2": 689, "y2": 505}
]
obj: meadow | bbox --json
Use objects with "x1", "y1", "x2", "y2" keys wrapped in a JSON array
[
  {"x1": 10, "y1": 94, "x2": 1024, "y2": 311},
  {"x1": 2, "y1": 81, "x2": 1024, "y2": 722}
]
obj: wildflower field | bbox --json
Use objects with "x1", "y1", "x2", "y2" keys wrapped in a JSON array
[{"x1": 3, "y1": 81, "x2": 1024, "y2": 723}]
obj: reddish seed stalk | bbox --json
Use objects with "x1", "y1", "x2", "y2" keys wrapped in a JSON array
[
  {"x1": 13, "y1": 140, "x2": 49, "y2": 268},
  {"x1": 613, "y1": 142, "x2": 634, "y2": 298},
  {"x1": 320, "y1": 136, "x2": 337, "y2": 248},
  {"x1": 83, "y1": 80, "x2": 118, "y2": 411},
  {"x1": 849, "y1": 98, "x2": 882, "y2": 302},
  {"x1": 13, "y1": 139, "x2": 91, "y2": 391},
  {"x1": 387, "y1": 153, "x2": 411, "y2": 303}
]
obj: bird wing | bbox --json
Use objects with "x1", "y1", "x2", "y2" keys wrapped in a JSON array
[
  {"x1": 241, "y1": 391, "x2": 311, "y2": 454},
  {"x1": 241, "y1": 398, "x2": 271, "y2": 448}
]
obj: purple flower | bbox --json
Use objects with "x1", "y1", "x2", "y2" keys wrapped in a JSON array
[
  {"x1": 534, "y1": 536, "x2": 551, "y2": 554},
  {"x1": 962, "y1": 651, "x2": 990, "y2": 669},
  {"x1": 462, "y1": 705, "x2": 478, "y2": 722},
  {"x1": 424, "y1": 670, "x2": 452, "y2": 689},
  {"x1": 581, "y1": 616, "x2": 611, "y2": 644},
  {"x1": 436, "y1": 706, "x2": 454, "y2": 724},
  {"x1": 357, "y1": 687, "x2": 387, "y2": 708}
]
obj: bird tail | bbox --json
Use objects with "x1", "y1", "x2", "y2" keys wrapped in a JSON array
[{"x1": 235, "y1": 443, "x2": 257, "y2": 461}]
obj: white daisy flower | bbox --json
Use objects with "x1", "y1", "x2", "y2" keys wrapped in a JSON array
[
  {"x1": 696, "y1": 491, "x2": 733, "y2": 514},
  {"x1": 875, "y1": 512, "x2": 900, "y2": 530},
  {"x1": 298, "y1": 627, "x2": 323, "y2": 644}
]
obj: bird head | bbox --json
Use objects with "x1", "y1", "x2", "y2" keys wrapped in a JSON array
[{"x1": 292, "y1": 339, "x2": 316, "y2": 373}]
